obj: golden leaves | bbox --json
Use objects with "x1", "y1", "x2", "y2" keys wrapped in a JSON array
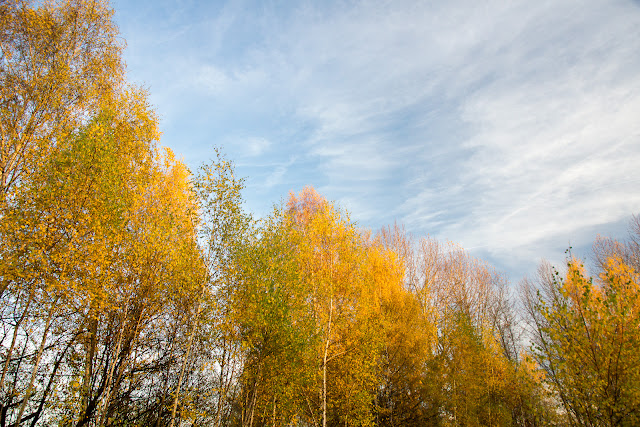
[
  {"x1": 532, "y1": 252, "x2": 640, "y2": 425},
  {"x1": 0, "y1": 0, "x2": 125, "y2": 196}
]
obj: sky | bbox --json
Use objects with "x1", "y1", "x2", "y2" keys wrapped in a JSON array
[{"x1": 111, "y1": 0, "x2": 640, "y2": 282}]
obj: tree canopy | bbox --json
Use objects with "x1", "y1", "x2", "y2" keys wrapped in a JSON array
[{"x1": 1, "y1": 1, "x2": 639, "y2": 426}]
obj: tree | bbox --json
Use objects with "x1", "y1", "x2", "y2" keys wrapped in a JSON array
[
  {"x1": 0, "y1": 2, "x2": 219, "y2": 424},
  {"x1": 169, "y1": 151, "x2": 254, "y2": 427},
  {"x1": 0, "y1": 86, "x2": 208, "y2": 426},
  {"x1": 526, "y1": 254, "x2": 640, "y2": 426},
  {"x1": 380, "y1": 224, "x2": 550, "y2": 426},
  {"x1": 0, "y1": 0, "x2": 124, "y2": 197},
  {"x1": 287, "y1": 187, "x2": 394, "y2": 426},
  {"x1": 230, "y1": 210, "x2": 315, "y2": 426}
]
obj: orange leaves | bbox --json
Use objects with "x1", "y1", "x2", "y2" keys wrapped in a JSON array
[
  {"x1": 284, "y1": 187, "x2": 406, "y2": 425},
  {"x1": 530, "y1": 252, "x2": 640, "y2": 425},
  {"x1": 0, "y1": 50, "x2": 206, "y2": 420},
  {"x1": 378, "y1": 223, "x2": 544, "y2": 425},
  {"x1": 286, "y1": 186, "x2": 329, "y2": 227},
  {"x1": 601, "y1": 255, "x2": 640, "y2": 311},
  {"x1": 0, "y1": 0, "x2": 125, "y2": 196}
]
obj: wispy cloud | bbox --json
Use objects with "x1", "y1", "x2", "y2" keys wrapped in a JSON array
[
  {"x1": 113, "y1": 0, "x2": 640, "y2": 279},
  {"x1": 244, "y1": 137, "x2": 271, "y2": 157},
  {"x1": 421, "y1": 0, "x2": 640, "y2": 271},
  {"x1": 264, "y1": 157, "x2": 296, "y2": 189}
]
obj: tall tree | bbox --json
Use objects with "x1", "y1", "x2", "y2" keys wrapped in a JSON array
[
  {"x1": 230, "y1": 210, "x2": 315, "y2": 427},
  {"x1": 525, "y1": 254, "x2": 640, "y2": 426},
  {"x1": 286, "y1": 187, "x2": 403, "y2": 426},
  {"x1": 380, "y1": 224, "x2": 550, "y2": 426},
  {"x1": 169, "y1": 152, "x2": 254, "y2": 427},
  {"x1": 0, "y1": 0, "x2": 124, "y2": 197},
  {"x1": 0, "y1": 86, "x2": 208, "y2": 426}
]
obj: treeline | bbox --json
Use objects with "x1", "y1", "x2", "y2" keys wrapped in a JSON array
[{"x1": 1, "y1": 1, "x2": 640, "y2": 426}]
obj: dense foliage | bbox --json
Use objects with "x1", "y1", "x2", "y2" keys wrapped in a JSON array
[{"x1": 1, "y1": 1, "x2": 639, "y2": 426}]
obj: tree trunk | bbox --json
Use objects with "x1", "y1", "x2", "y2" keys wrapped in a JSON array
[
  {"x1": 13, "y1": 299, "x2": 56, "y2": 427},
  {"x1": 169, "y1": 284, "x2": 206, "y2": 427},
  {"x1": 169, "y1": 300, "x2": 201, "y2": 427},
  {"x1": 81, "y1": 312, "x2": 98, "y2": 416},
  {"x1": 322, "y1": 296, "x2": 333, "y2": 427},
  {"x1": 96, "y1": 303, "x2": 129, "y2": 426},
  {"x1": 0, "y1": 290, "x2": 33, "y2": 393}
]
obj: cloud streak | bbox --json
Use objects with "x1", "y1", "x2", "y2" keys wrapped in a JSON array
[{"x1": 112, "y1": 0, "x2": 640, "y2": 279}]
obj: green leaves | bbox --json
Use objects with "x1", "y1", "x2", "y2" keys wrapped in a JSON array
[{"x1": 531, "y1": 256, "x2": 640, "y2": 425}]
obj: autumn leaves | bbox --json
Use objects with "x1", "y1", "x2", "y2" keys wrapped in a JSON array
[
  {"x1": 2, "y1": 1, "x2": 640, "y2": 426},
  {"x1": 0, "y1": 1, "x2": 200, "y2": 425},
  {"x1": 522, "y1": 243, "x2": 640, "y2": 426}
]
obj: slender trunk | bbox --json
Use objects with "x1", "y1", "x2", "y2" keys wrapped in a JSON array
[
  {"x1": 6, "y1": 337, "x2": 29, "y2": 419},
  {"x1": 97, "y1": 303, "x2": 129, "y2": 426},
  {"x1": 155, "y1": 323, "x2": 179, "y2": 427},
  {"x1": 241, "y1": 381, "x2": 249, "y2": 427},
  {"x1": 214, "y1": 343, "x2": 227, "y2": 427},
  {"x1": 154, "y1": 378, "x2": 168, "y2": 427},
  {"x1": 248, "y1": 381, "x2": 257, "y2": 427},
  {"x1": 241, "y1": 365, "x2": 260, "y2": 427},
  {"x1": 271, "y1": 394, "x2": 276, "y2": 426},
  {"x1": 13, "y1": 299, "x2": 57, "y2": 427},
  {"x1": 81, "y1": 312, "x2": 98, "y2": 415},
  {"x1": 30, "y1": 334, "x2": 75, "y2": 427},
  {"x1": 0, "y1": 290, "x2": 33, "y2": 392},
  {"x1": 304, "y1": 393, "x2": 319, "y2": 427},
  {"x1": 322, "y1": 296, "x2": 333, "y2": 427},
  {"x1": 169, "y1": 296, "x2": 203, "y2": 427},
  {"x1": 322, "y1": 357, "x2": 327, "y2": 427},
  {"x1": 108, "y1": 307, "x2": 145, "y2": 415}
]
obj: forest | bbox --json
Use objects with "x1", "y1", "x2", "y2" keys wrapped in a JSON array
[{"x1": 1, "y1": 1, "x2": 639, "y2": 426}]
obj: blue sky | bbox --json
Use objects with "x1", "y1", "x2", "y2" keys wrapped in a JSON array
[{"x1": 111, "y1": 0, "x2": 640, "y2": 281}]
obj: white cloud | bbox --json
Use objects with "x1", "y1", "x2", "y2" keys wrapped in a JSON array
[
  {"x1": 244, "y1": 137, "x2": 271, "y2": 157},
  {"x1": 195, "y1": 64, "x2": 231, "y2": 94},
  {"x1": 264, "y1": 157, "x2": 296, "y2": 189},
  {"x1": 113, "y1": 0, "x2": 640, "y2": 279},
  {"x1": 444, "y1": 7, "x2": 640, "y2": 255}
]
